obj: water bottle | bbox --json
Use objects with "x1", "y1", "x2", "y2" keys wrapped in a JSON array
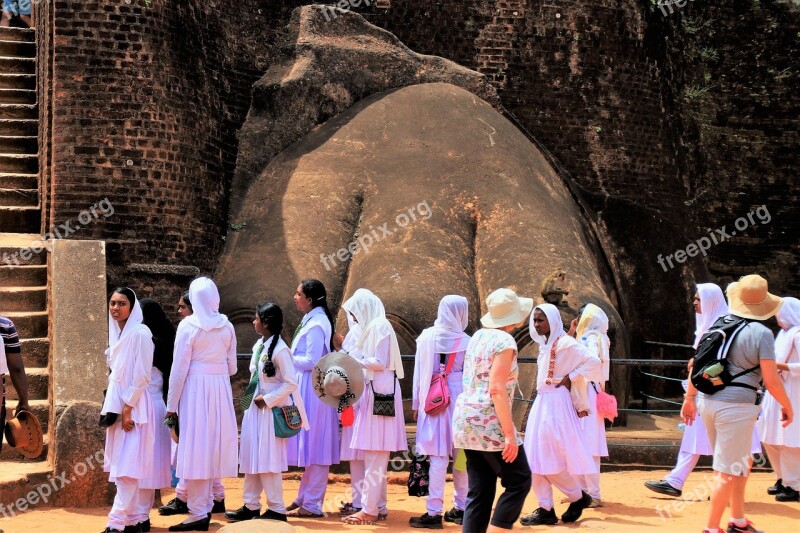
[
  {"x1": 677, "y1": 422, "x2": 686, "y2": 432},
  {"x1": 581, "y1": 335, "x2": 587, "y2": 345}
]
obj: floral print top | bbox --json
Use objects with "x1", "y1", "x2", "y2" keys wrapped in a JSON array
[{"x1": 452, "y1": 328, "x2": 522, "y2": 451}]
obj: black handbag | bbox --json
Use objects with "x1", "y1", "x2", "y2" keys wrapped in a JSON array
[
  {"x1": 371, "y1": 374, "x2": 397, "y2": 417},
  {"x1": 98, "y1": 389, "x2": 119, "y2": 427},
  {"x1": 408, "y1": 453, "x2": 430, "y2": 497}
]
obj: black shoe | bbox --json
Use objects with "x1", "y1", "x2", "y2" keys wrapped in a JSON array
[
  {"x1": 122, "y1": 525, "x2": 141, "y2": 533},
  {"x1": 139, "y1": 520, "x2": 150, "y2": 533},
  {"x1": 159, "y1": 497, "x2": 189, "y2": 516},
  {"x1": 259, "y1": 509, "x2": 288, "y2": 521},
  {"x1": 409, "y1": 513, "x2": 444, "y2": 529},
  {"x1": 443, "y1": 507, "x2": 464, "y2": 525},
  {"x1": 644, "y1": 480, "x2": 682, "y2": 497},
  {"x1": 561, "y1": 491, "x2": 592, "y2": 524},
  {"x1": 102, "y1": 529, "x2": 123, "y2": 533},
  {"x1": 224, "y1": 505, "x2": 260, "y2": 522},
  {"x1": 776, "y1": 486, "x2": 800, "y2": 502},
  {"x1": 168, "y1": 517, "x2": 211, "y2": 532},
  {"x1": 726, "y1": 520, "x2": 764, "y2": 532},
  {"x1": 520, "y1": 507, "x2": 558, "y2": 526},
  {"x1": 767, "y1": 478, "x2": 784, "y2": 495},
  {"x1": 211, "y1": 499, "x2": 226, "y2": 513}
]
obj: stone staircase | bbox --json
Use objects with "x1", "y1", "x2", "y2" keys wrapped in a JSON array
[{"x1": 0, "y1": 25, "x2": 51, "y2": 501}]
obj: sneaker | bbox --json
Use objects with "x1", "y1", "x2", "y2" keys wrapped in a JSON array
[
  {"x1": 443, "y1": 507, "x2": 464, "y2": 525},
  {"x1": 767, "y1": 478, "x2": 784, "y2": 496},
  {"x1": 409, "y1": 513, "x2": 444, "y2": 529},
  {"x1": 259, "y1": 509, "x2": 288, "y2": 522},
  {"x1": 776, "y1": 486, "x2": 800, "y2": 502},
  {"x1": 726, "y1": 520, "x2": 764, "y2": 533},
  {"x1": 644, "y1": 480, "x2": 682, "y2": 497},
  {"x1": 561, "y1": 491, "x2": 592, "y2": 523},
  {"x1": 224, "y1": 505, "x2": 260, "y2": 522},
  {"x1": 587, "y1": 498, "x2": 603, "y2": 508},
  {"x1": 158, "y1": 497, "x2": 189, "y2": 516},
  {"x1": 520, "y1": 507, "x2": 558, "y2": 526},
  {"x1": 211, "y1": 499, "x2": 226, "y2": 513}
]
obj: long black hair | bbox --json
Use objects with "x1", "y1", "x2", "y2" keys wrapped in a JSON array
[
  {"x1": 112, "y1": 286, "x2": 137, "y2": 307},
  {"x1": 257, "y1": 302, "x2": 283, "y2": 377},
  {"x1": 301, "y1": 278, "x2": 335, "y2": 351},
  {"x1": 140, "y1": 298, "x2": 176, "y2": 402},
  {"x1": 181, "y1": 290, "x2": 192, "y2": 312}
]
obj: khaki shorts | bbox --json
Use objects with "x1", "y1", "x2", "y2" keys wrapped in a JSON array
[{"x1": 699, "y1": 397, "x2": 761, "y2": 476}]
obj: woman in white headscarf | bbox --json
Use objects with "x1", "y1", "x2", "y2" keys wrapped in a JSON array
[
  {"x1": 521, "y1": 303, "x2": 601, "y2": 526},
  {"x1": 102, "y1": 287, "x2": 156, "y2": 533},
  {"x1": 166, "y1": 277, "x2": 238, "y2": 531},
  {"x1": 409, "y1": 295, "x2": 471, "y2": 528},
  {"x1": 645, "y1": 283, "x2": 761, "y2": 498},
  {"x1": 571, "y1": 303, "x2": 611, "y2": 507},
  {"x1": 759, "y1": 296, "x2": 800, "y2": 502},
  {"x1": 341, "y1": 289, "x2": 407, "y2": 526}
]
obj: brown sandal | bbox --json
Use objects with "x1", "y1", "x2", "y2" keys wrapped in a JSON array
[
  {"x1": 286, "y1": 506, "x2": 324, "y2": 518},
  {"x1": 341, "y1": 511, "x2": 378, "y2": 525}
]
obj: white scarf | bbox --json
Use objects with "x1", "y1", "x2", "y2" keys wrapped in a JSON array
[
  {"x1": 776, "y1": 297, "x2": 800, "y2": 365},
  {"x1": 694, "y1": 283, "x2": 729, "y2": 348},
  {"x1": 413, "y1": 295, "x2": 471, "y2": 410},
  {"x1": 343, "y1": 288, "x2": 404, "y2": 380},
  {"x1": 186, "y1": 277, "x2": 229, "y2": 332}
]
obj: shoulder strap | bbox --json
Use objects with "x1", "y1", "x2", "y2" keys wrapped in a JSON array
[{"x1": 444, "y1": 352, "x2": 456, "y2": 376}]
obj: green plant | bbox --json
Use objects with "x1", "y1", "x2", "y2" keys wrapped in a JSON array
[
  {"x1": 229, "y1": 222, "x2": 247, "y2": 232},
  {"x1": 683, "y1": 84, "x2": 715, "y2": 101},
  {"x1": 594, "y1": 126, "x2": 603, "y2": 134},
  {"x1": 698, "y1": 47, "x2": 719, "y2": 61}
]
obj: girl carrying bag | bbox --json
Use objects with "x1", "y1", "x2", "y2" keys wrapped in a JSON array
[
  {"x1": 372, "y1": 373, "x2": 397, "y2": 417},
  {"x1": 424, "y1": 352, "x2": 455, "y2": 416},
  {"x1": 273, "y1": 395, "x2": 303, "y2": 438}
]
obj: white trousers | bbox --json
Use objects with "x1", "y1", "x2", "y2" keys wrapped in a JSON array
[
  {"x1": 350, "y1": 459, "x2": 366, "y2": 509},
  {"x1": 294, "y1": 464, "x2": 330, "y2": 515},
  {"x1": 576, "y1": 456, "x2": 602, "y2": 499},
  {"x1": 427, "y1": 455, "x2": 468, "y2": 515},
  {"x1": 107, "y1": 476, "x2": 139, "y2": 530},
  {"x1": 764, "y1": 443, "x2": 800, "y2": 490},
  {"x1": 243, "y1": 473, "x2": 286, "y2": 513},
  {"x1": 131, "y1": 488, "x2": 155, "y2": 524},
  {"x1": 532, "y1": 470, "x2": 583, "y2": 511},
  {"x1": 664, "y1": 450, "x2": 701, "y2": 490},
  {"x1": 362, "y1": 451, "x2": 390, "y2": 516},
  {"x1": 176, "y1": 477, "x2": 225, "y2": 502},
  {"x1": 185, "y1": 479, "x2": 213, "y2": 521}
]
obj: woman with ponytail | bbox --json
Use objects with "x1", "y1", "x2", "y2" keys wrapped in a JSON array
[
  {"x1": 225, "y1": 303, "x2": 309, "y2": 523},
  {"x1": 286, "y1": 279, "x2": 339, "y2": 518}
]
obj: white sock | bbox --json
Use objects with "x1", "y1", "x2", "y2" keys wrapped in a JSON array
[{"x1": 730, "y1": 517, "x2": 748, "y2": 528}]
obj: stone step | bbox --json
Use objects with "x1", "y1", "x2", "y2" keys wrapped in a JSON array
[
  {"x1": 0, "y1": 187, "x2": 37, "y2": 206},
  {"x1": 0, "y1": 73, "x2": 35, "y2": 90},
  {"x1": 20, "y1": 337, "x2": 49, "y2": 367},
  {"x1": 0, "y1": 462, "x2": 52, "y2": 509},
  {"x1": 0, "y1": 135, "x2": 37, "y2": 153},
  {"x1": 1, "y1": 311, "x2": 48, "y2": 338},
  {"x1": 2, "y1": 399, "x2": 51, "y2": 434},
  {"x1": 0, "y1": 205, "x2": 40, "y2": 232},
  {"x1": 0, "y1": 56, "x2": 35, "y2": 74},
  {"x1": 0, "y1": 285, "x2": 47, "y2": 312},
  {"x1": 0, "y1": 27, "x2": 35, "y2": 43},
  {"x1": 0, "y1": 118, "x2": 37, "y2": 135},
  {"x1": 4, "y1": 366, "x2": 48, "y2": 401},
  {"x1": 0, "y1": 88, "x2": 36, "y2": 104},
  {"x1": 0, "y1": 153, "x2": 37, "y2": 173},
  {"x1": 0, "y1": 171, "x2": 36, "y2": 188},
  {"x1": 0, "y1": 234, "x2": 47, "y2": 265},
  {"x1": 0, "y1": 39, "x2": 35, "y2": 57},
  {"x1": 0, "y1": 103, "x2": 36, "y2": 119},
  {"x1": 0, "y1": 263, "x2": 47, "y2": 286}
]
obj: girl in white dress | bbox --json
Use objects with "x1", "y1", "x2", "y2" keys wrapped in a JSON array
[
  {"x1": 410, "y1": 295, "x2": 471, "y2": 528},
  {"x1": 166, "y1": 277, "x2": 238, "y2": 531},
  {"x1": 102, "y1": 288, "x2": 156, "y2": 533},
  {"x1": 341, "y1": 289, "x2": 407, "y2": 526},
  {"x1": 226, "y1": 302, "x2": 310, "y2": 522}
]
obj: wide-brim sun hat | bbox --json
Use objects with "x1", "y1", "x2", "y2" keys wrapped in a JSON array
[
  {"x1": 313, "y1": 351, "x2": 365, "y2": 410},
  {"x1": 4, "y1": 409, "x2": 44, "y2": 459},
  {"x1": 726, "y1": 274, "x2": 783, "y2": 321},
  {"x1": 480, "y1": 288, "x2": 534, "y2": 328}
]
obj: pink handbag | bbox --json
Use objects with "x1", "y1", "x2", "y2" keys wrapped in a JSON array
[
  {"x1": 424, "y1": 353, "x2": 456, "y2": 416},
  {"x1": 593, "y1": 383, "x2": 618, "y2": 422}
]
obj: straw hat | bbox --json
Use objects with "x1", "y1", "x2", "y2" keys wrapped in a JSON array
[
  {"x1": 313, "y1": 352, "x2": 365, "y2": 411},
  {"x1": 4, "y1": 410, "x2": 44, "y2": 459},
  {"x1": 726, "y1": 274, "x2": 783, "y2": 321},
  {"x1": 480, "y1": 288, "x2": 534, "y2": 328}
]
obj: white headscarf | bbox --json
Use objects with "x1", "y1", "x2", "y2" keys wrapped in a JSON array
[
  {"x1": 186, "y1": 277, "x2": 229, "y2": 332},
  {"x1": 413, "y1": 295, "x2": 471, "y2": 411},
  {"x1": 576, "y1": 303, "x2": 611, "y2": 381},
  {"x1": 342, "y1": 289, "x2": 404, "y2": 380},
  {"x1": 107, "y1": 289, "x2": 149, "y2": 361},
  {"x1": 341, "y1": 312, "x2": 364, "y2": 354},
  {"x1": 776, "y1": 297, "x2": 800, "y2": 365},
  {"x1": 694, "y1": 283, "x2": 728, "y2": 348},
  {"x1": 530, "y1": 303, "x2": 565, "y2": 349}
]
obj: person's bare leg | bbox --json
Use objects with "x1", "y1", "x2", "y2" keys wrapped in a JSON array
[
  {"x1": 20, "y1": 14, "x2": 31, "y2": 27},
  {"x1": 728, "y1": 475, "x2": 749, "y2": 522},
  {"x1": 487, "y1": 526, "x2": 506, "y2": 533},
  {"x1": 706, "y1": 472, "x2": 734, "y2": 530},
  {"x1": 1, "y1": 11, "x2": 12, "y2": 27}
]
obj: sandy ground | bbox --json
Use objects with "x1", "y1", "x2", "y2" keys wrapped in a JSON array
[{"x1": 1, "y1": 470, "x2": 798, "y2": 532}]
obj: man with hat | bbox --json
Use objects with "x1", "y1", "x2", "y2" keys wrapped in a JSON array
[
  {"x1": 681, "y1": 275, "x2": 794, "y2": 533},
  {"x1": 1, "y1": 314, "x2": 36, "y2": 455}
]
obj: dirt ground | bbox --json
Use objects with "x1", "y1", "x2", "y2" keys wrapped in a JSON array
[{"x1": 1, "y1": 470, "x2": 798, "y2": 532}]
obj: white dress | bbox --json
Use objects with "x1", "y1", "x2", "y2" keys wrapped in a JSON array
[
  {"x1": 340, "y1": 327, "x2": 365, "y2": 462},
  {"x1": 240, "y1": 336, "x2": 301, "y2": 474},
  {"x1": 579, "y1": 332, "x2": 609, "y2": 457},
  {"x1": 414, "y1": 350, "x2": 466, "y2": 458},
  {"x1": 759, "y1": 330, "x2": 800, "y2": 447},
  {"x1": 139, "y1": 368, "x2": 172, "y2": 489},
  {"x1": 167, "y1": 320, "x2": 239, "y2": 480}
]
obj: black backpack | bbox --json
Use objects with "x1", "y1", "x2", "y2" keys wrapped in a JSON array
[{"x1": 690, "y1": 315, "x2": 759, "y2": 395}]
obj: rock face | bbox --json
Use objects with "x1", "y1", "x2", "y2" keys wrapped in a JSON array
[
  {"x1": 228, "y1": 4, "x2": 500, "y2": 220},
  {"x1": 217, "y1": 81, "x2": 630, "y2": 418},
  {"x1": 51, "y1": 401, "x2": 114, "y2": 508}
]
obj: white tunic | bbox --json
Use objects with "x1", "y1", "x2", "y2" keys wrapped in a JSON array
[
  {"x1": 579, "y1": 332, "x2": 609, "y2": 457},
  {"x1": 139, "y1": 368, "x2": 172, "y2": 489},
  {"x1": 240, "y1": 336, "x2": 302, "y2": 474},
  {"x1": 759, "y1": 328, "x2": 800, "y2": 447}
]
